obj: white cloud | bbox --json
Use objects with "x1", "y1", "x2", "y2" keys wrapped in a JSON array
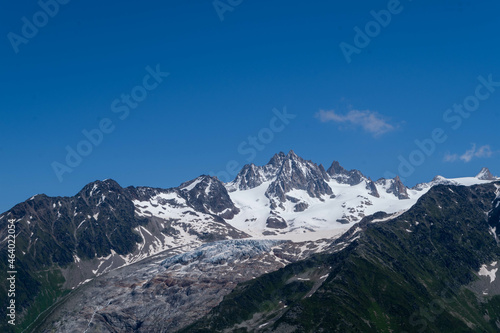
[
  {"x1": 316, "y1": 109, "x2": 395, "y2": 137},
  {"x1": 459, "y1": 145, "x2": 476, "y2": 163},
  {"x1": 475, "y1": 145, "x2": 494, "y2": 158},
  {"x1": 443, "y1": 152, "x2": 458, "y2": 162},
  {"x1": 444, "y1": 144, "x2": 493, "y2": 163}
]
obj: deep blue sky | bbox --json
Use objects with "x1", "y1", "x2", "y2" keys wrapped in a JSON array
[{"x1": 1, "y1": 0, "x2": 499, "y2": 213}]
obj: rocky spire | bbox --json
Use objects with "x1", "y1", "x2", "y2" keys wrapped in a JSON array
[
  {"x1": 476, "y1": 167, "x2": 496, "y2": 180},
  {"x1": 327, "y1": 161, "x2": 365, "y2": 186},
  {"x1": 388, "y1": 176, "x2": 409, "y2": 200},
  {"x1": 366, "y1": 178, "x2": 380, "y2": 198},
  {"x1": 265, "y1": 151, "x2": 333, "y2": 205}
]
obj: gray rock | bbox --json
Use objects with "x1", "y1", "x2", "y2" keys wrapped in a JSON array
[
  {"x1": 265, "y1": 150, "x2": 333, "y2": 202},
  {"x1": 327, "y1": 161, "x2": 366, "y2": 186},
  {"x1": 294, "y1": 202, "x2": 309, "y2": 212},
  {"x1": 266, "y1": 215, "x2": 288, "y2": 229}
]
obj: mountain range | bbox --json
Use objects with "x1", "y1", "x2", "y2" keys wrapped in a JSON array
[{"x1": 0, "y1": 151, "x2": 498, "y2": 332}]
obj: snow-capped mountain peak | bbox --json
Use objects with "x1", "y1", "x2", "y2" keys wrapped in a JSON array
[
  {"x1": 79, "y1": 179, "x2": 122, "y2": 198},
  {"x1": 228, "y1": 150, "x2": 332, "y2": 199},
  {"x1": 226, "y1": 153, "x2": 428, "y2": 237},
  {"x1": 476, "y1": 167, "x2": 497, "y2": 180},
  {"x1": 224, "y1": 153, "x2": 500, "y2": 239},
  {"x1": 176, "y1": 175, "x2": 240, "y2": 218},
  {"x1": 226, "y1": 164, "x2": 268, "y2": 192},
  {"x1": 2, "y1": 151, "x2": 499, "y2": 315},
  {"x1": 265, "y1": 150, "x2": 332, "y2": 206}
]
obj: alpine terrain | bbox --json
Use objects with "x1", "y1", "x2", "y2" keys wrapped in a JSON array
[{"x1": 1, "y1": 151, "x2": 499, "y2": 332}]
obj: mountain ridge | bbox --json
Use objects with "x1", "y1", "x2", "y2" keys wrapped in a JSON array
[
  {"x1": 182, "y1": 181, "x2": 500, "y2": 332},
  {"x1": 0, "y1": 151, "x2": 498, "y2": 332}
]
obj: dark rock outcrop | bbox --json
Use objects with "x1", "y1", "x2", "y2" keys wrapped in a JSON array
[
  {"x1": 366, "y1": 178, "x2": 380, "y2": 198},
  {"x1": 266, "y1": 215, "x2": 288, "y2": 229},
  {"x1": 265, "y1": 150, "x2": 333, "y2": 202},
  {"x1": 179, "y1": 175, "x2": 240, "y2": 219},
  {"x1": 327, "y1": 161, "x2": 365, "y2": 185}
]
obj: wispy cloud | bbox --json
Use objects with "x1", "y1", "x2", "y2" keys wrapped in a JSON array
[
  {"x1": 443, "y1": 144, "x2": 493, "y2": 163},
  {"x1": 316, "y1": 109, "x2": 395, "y2": 137},
  {"x1": 443, "y1": 152, "x2": 458, "y2": 162}
]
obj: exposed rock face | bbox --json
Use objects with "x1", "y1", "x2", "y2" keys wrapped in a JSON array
[
  {"x1": 229, "y1": 151, "x2": 333, "y2": 206},
  {"x1": 476, "y1": 167, "x2": 496, "y2": 180},
  {"x1": 183, "y1": 183, "x2": 500, "y2": 333},
  {"x1": 228, "y1": 164, "x2": 266, "y2": 190},
  {"x1": 327, "y1": 161, "x2": 365, "y2": 185},
  {"x1": 267, "y1": 151, "x2": 287, "y2": 170},
  {"x1": 431, "y1": 175, "x2": 459, "y2": 186},
  {"x1": 326, "y1": 160, "x2": 345, "y2": 175},
  {"x1": 0, "y1": 177, "x2": 249, "y2": 325},
  {"x1": 294, "y1": 202, "x2": 309, "y2": 212},
  {"x1": 376, "y1": 176, "x2": 410, "y2": 200},
  {"x1": 227, "y1": 152, "x2": 287, "y2": 191},
  {"x1": 266, "y1": 215, "x2": 288, "y2": 229},
  {"x1": 226, "y1": 152, "x2": 434, "y2": 233},
  {"x1": 285, "y1": 195, "x2": 301, "y2": 203},
  {"x1": 389, "y1": 176, "x2": 410, "y2": 199},
  {"x1": 366, "y1": 178, "x2": 380, "y2": 198},
  {"x1": 179, "y1": 175, "x2": 240, "y2": 219},
  {"x1": 5, "y1": 151, "x2": 497, "y2": 332},
  {"x1": 265, "y1": 150, "x2": 333, "y2": 203},
  {"x1": 3, "y1": 179, "x2": 148, "y2": 268}
]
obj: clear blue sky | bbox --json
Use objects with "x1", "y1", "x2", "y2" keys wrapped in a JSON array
[{"x1": 1, "y1": 0, "x2": 499, "y2": 213}]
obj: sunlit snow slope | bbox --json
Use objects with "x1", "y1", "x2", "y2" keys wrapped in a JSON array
[{"x1": 225, "y1": 152, "x2": 498, "y2": 240}]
